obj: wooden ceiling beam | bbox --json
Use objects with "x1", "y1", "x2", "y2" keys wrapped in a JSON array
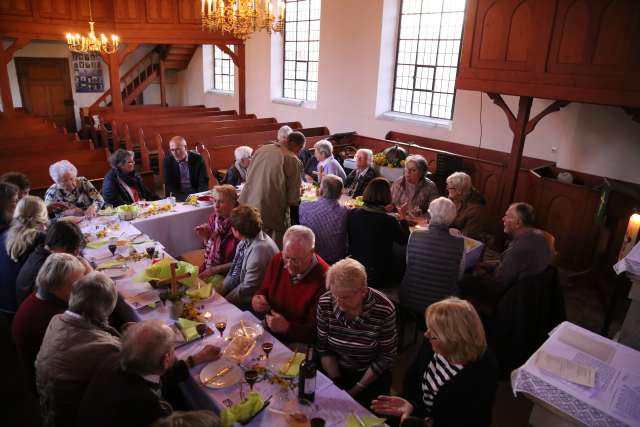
[{"x1": 0, "y1": 38, "x2": 30, "y2": 116}]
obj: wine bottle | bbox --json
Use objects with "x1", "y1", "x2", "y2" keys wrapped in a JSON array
[{"x1": 298, "y1": 345, "x2": 317, "y2": 402}]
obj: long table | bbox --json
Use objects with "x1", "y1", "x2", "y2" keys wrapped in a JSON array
[{"x1": 80, "y1": 201, "x2": 385, "y2": 427}]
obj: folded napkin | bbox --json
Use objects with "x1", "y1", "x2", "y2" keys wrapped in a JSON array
[
  {"x1": 220, "y1": 391, "x2": 265, "y2": 427},
  {"x1": 186, "y1": 282, "x2": 213, "y2": 300},
  {"x1": 203, "y1": 274, "x2": 225, "y2": 293},
  {"x1": 345, "y1": 414, "x2": 386, "y2": 427},
  {"x1": 86, "y1": 239, "x2": 109, "y2": 249},
  {"x1": 134, "y1": 258, "x2": 198, "y2": 286},
  {"x1": 177, "y1": 317, "x2": 201, "y2": 342},
  {"x1": 301, "y1": 194, "x2": 318, "y2": 203},
  {"x1": 96, "y1": 260, "x2": 126, "y2": 269},
  {"x1": 280, "y1": 352, "x2": 306, "y2": 377}
]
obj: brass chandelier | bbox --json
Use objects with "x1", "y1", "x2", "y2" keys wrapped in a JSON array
[
  {"x1": 202, "y1": 0, "x2": 285, "y2": 40},
  {"x1": 66, "y1": 0, "x2": 120, "y2": 55}
]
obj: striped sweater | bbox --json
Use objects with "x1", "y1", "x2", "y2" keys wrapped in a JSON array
[{"x1": 316, "y1": 288, "x2": 397, "y2": 375}]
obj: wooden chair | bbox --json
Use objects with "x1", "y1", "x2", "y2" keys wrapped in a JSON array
[{"x1": 195, "y1": 144, "x2": 219, "y2": 188}]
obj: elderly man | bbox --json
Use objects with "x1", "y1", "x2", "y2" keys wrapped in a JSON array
[
  {"x1": 12, "y1": 253, "x2": 86, "y2": 392},
  {"x1": 300, "y1": 174, "x2": 348, "y2": 264},
  {"x1": 240, "y1": 132, "x2": 306, "y2": 247},
  {"x1": 77, "y1": 320, "x2": 221, "y2": 427},
  {"x1": 400, "y1": 197, "x2": 465, "y2": 317},
  {"x1": 36, "y1": 272, "x2": 121, "y2": 427},
  {"x1": 307, "y1": 139, "x2": 346, "y2": 182},
  {"x1": 344, "y1": 148, "x2": 376, "y2": 198},
  {"x1": 251, "y1": 225, "x2": 328, "y2": 344},
  {"x1": 163, "y1": 136, "x2": 209, "y2": 202},
  {"x1": 316, "y1": 258, "x2": 397, "y2": 407}
]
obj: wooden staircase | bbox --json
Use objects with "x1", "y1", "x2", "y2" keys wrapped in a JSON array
[{"x1": 90, "y1": 45, "x2": 196, "y2": 110}]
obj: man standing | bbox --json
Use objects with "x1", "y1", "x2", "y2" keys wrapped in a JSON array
[
  {"x1": 239, "y1": 132, "x2": 305, "y2": 247},
  {"x1": 163, "y1": 136, "x2": 209, "y2": 202}
]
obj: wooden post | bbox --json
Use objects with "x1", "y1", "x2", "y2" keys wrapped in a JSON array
[
  {"x1": 237, "y1": 43, "x2": 246, "y2": 116},
  {"x1": 0, "y1": 38, "x2": 30, "y2": 116},
  {"x1": 159, "y1": 60, "x2": 167, "y2": 106},
  {"x1": 108, "y1": 52, "x2": 123, "y2": 113}
]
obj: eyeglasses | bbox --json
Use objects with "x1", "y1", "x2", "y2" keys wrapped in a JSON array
[{"x1": 424, "y1": 329, "x2": 439, "y2": 341}]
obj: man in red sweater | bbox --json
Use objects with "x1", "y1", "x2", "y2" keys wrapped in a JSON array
[{"x1": 252, "y1": 225, "x2": 328, "y2": 344}]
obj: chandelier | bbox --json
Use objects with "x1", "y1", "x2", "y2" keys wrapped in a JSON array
[
  {"x1": 202, "y1": 0, "x2": 285, "y2": 40},
  {"x1": 66, "y1": 0, "x2": 119, "y2": 55}
]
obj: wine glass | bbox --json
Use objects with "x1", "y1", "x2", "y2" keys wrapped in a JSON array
[
  {"x1": 145, "y1": 245, "x2": 156, "y2": 260},
  {"x1": 261, "y1": 341, "x2": 273, "y2": 359},
  {"x1": 108, "y1": 243, "x2": 117, "y2": 257},
  {"x1": 244, "y1": 368, "x2": 258, "y2": 391},
  {"x1": 214, "y1": 316, "x2": 227, "y2": 339}
]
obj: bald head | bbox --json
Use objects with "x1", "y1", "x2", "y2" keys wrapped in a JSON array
[
  {"x1": 169, "y1": 136, "x2": 188, "y2": 161},
  {"x1": 120, "y1": 320, "x2": 175, "y2": 375}
]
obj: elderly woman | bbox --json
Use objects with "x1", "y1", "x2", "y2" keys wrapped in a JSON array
[
  {"x1": 12, "y1": 253, "x2": 86, "y2": 392},
  {"x1": 221, "y1": 205, "x2": 278, "y2": 310},
  {"x1": 390, "y1": 154, "x2": 439, "y2": 217},
  {"x1": 102, "y1": 149, "x2": 158, "y2": 207},
  {"x1": 223, "y1": 145, "x2": 253, "y2": 187},
  {"x1": 344, "y1": 148, "x2": 376, "y2": 198},
  {"x1": 400, "y1": 198, "x2": 465, "y2": 318},
  {"x1": 447, "y1": 172, "x2": 486, "y2": 239},
  {"x1": 0, "y1": 181, "x2": 19, "y2": 232},
  {"x1": 45, "y1": 160, "x2": 104, "y2": 217},
  {"x1": 192, "y1": 185, "x2": 239, "y2": 280},
  {"x1": 317, "y1": 258, "x2": 397, "y2": 407},
  {"x1": 372, "y1": 297, "x2": 498, "y2": 427},
  {"x1": 307, "y1": 139, "x2": 346, "y2": 182},
  {"x1": 36, "y1": 272, "x2": 121, "y2": 427},
  {"x1": 348, "y1": 177, "x2": 410, "y2": 288},
  {"x1": 0, "y1": 196, "x2": 48, "y2": 316}
]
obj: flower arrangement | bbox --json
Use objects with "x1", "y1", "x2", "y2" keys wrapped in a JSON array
[{"x1": 373, "y1": 152, "x2": 406, "y2": 168}]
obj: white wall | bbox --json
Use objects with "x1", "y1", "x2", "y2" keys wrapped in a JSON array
[{"x1": 180, "y1": 0, "x2": 639, "y2": 184}]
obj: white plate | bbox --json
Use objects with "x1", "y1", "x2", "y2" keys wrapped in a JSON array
[
  {"x1": 102, "y1": 266, "x2": 131, "y2": 280},
  {"x1": 228, "y1": 321, "x2": 264, "y2": 339},
  {"x1": 268, "y1": 352, "x2": 303, "y2": 378},
  {"x1": 199, "y1": 359, "x2": 243, "y2": 389}
]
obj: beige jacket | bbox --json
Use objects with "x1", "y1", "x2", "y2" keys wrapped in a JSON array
[
  {"x1": 36, "y1": 312, "x2": 121, "y2": 426},
  {"x1": 239, "y1": 143, "x2": 302, "y2": 233}
]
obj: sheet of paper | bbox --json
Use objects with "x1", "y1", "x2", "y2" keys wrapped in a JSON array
[
  {"x1": 536, "y1": 351, "x2": 596, "y2": 388},
  {"x1": 611, "y1": 370, "x2": 640, "y2": 425},
  {"x1": 557, "y1": 326, "x2": 616, "y2": 362}
]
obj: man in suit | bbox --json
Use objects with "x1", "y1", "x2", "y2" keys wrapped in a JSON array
[{"x1": 163, "y1": 136, "x2": 209, "y2": 201}]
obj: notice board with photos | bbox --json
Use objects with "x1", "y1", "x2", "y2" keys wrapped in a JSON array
[{"x1": 72, "y1": 52, "x2": 104, "y2": 93}]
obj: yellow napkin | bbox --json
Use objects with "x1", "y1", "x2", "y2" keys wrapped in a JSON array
[
  {"x1": 204, "y1": 274, "x2": 225, "y2": 293},
  {"x1": 186, "y1": 282, "x2": 213, "y2": 300},
  {"x1": 134, "y1": 258, "x2": 198, "y2": 286},
  {"x1": 177, "y1": 317, "x2": 201, "y2": 341},
  {"x1": 279, "y1": 352, "x2": 306, "y2": 377},
  {"x1": 220, "y1": 391, "x2": 265, "y2": 427},
  {"x1": 345, "y1": 414, "x2": 387, "y2": 427},
  {"x1": 86, "y1": 239, "x2": 109, "y2": 249},
  {"x1": 96, "y1": 260, "x2": 126, "y2": 269}
]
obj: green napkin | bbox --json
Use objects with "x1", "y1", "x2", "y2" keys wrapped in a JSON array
[
  {"x1": 186, "y1": 282, "x2": 213, "y2": 300},
  {"x1": 203, "y1": 274, "x2": 225, "y2": 293},
  {"x1": 279, "y1": 352, "x2": 306, "y2": 376},
  {"x1": 301, "y1": 194, "x2": 318, "y2": 203},
  {"x1": 134, "y1": 258, "x2": 198, "y2": 286},
  {"x1": 345, "y1": 414, "x2": 386, "y2": 427},
  {"x1": 177, "y1": 317, "x2": 201, "y2": 341},
  {"x1": 220, "y1": 391, "x2": 264, "y2": 427},
  {"x1": 86, "y1": 239, "x2": 109, "y2": 249}
]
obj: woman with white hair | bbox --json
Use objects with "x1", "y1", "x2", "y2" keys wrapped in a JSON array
[
  {"x1": 399, "y1": 197, "x2": 465, "y2": 318},
  {"x1": 102, "y1": 149, "x2": 158, "y2": 207},
  {"x1": 0, "y1": 196, "x2": 48, "y2": 316},
  {"x1": 308, "y1": 139, "x2": 346, "y2": 182},
  {"x1": 446, "y1": 171, "x2": 486, "y2": 239},
  {"x1": 36, "y1": 272, "x2": 121, "y2": 427},
  {"x1": 45, "y1": 160, "x2": 104, "y2": 217},
  {"x1": 390, "y1": 154, "x2": 439, "y2": 218},
  {"x1": 317, "y1": 258, "x2": 397, "y2": 407},
  {"x1": 344, "y1": 148, "x2": 377, "y2": 197},
  {"x1": 223, "y1": 145, "x2": 253, "y2": 187}
]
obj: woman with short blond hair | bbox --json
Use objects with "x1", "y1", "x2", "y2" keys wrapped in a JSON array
[{"x1": 372, "y1": 297, "x2": 498, "y2": 427}]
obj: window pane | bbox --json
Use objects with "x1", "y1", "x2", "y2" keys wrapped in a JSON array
[
  {"x1": 212, "y1": 45, "x2": 235, "y2": 92},
  {"x1": 283, "y1": 0, "x2": 321, "y2": 101},
  {"x1": 392, "y1": 0, "x2": 465, "y2": 120}
]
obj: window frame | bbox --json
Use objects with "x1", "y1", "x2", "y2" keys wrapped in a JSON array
[{"x1": 212, "y1": 44, "x2": 235, "y2": 93}]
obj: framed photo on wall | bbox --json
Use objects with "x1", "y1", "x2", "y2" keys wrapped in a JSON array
[{"x1": 72, "y1": 52, "x2": 104, "y2": 93}]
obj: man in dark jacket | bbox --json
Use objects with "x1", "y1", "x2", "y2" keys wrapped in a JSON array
[
  {"x1": 163, "y1": 136, "x2": 209, "y2": 201},
  {"x1": 77, "y1": 320, "x2": 221, "y2": 427}
]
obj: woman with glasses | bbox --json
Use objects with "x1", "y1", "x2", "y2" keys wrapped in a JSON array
[
  {"x1": 446, "y1": 172, "x2": 486, "y2": 240},
  {"x1": 371, "y1": 297, "x2": 498, "y2": 427},
  {"x1": 389, "y1": 155, "x2": 439, "y2": 219}
]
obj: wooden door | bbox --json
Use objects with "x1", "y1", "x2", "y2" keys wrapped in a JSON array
[{"x1": 15, "y1": 57, "x2": 76, "y2": 132}]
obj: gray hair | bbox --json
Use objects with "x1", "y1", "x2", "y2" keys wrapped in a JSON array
[
  {"x1": 314, "y1": 140, "x2": 333, "y2": 158},
  {"x1": 277, "y1": 125, "x2": 292, "y2": 142},
  {"x1": 446, "y1": 172, "x2": 472, "y2": 195},
  {"x1": 49, "y1": 160, "x2": 78, "y2": 183},
  {"x1": 356, "y1": 148, "x2": 373, "y2": 166},
  {"x1": 428, "y1": 197, "x2": 457, "y2": 226},
  {"x1": 120, "y1": 320, "x2": 174, "y2": 375},
  {"x1": 6, "y1": 196, "x2": 48, "y2": 262},
  {"x1": 109, "y1": 149, "x2": 135, "y2": 169},
  {"x1": 405, "y1": 155, "x2": 428, "y2": 177},
  {"x1": 326, "y1": 258, "x2": 367, "y2": 292},
  {"x1": 283, "y1": 225, "x2": 315, "y2": 250},
  {"x1": 234, "y1": 145, "x2": 253, "y2": 161},
  {"x1": 36, "y1": 253, "x2": 85, "y2": 294},
  {"x1": 68, "y1": 272, "x2": 117, "y2": 325},
  {"x1": 512, "y1": 202, "x2": 535, "y2": 227},
  {"x1": 320, "y1": 174, "x2": 343, "y2": 200}
]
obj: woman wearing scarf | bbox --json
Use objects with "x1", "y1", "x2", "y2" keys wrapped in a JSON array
[
  {"x1": 194, "y1": 185, "x2": 239, "y2": 280},
  {"x1": 390, "y1": 154, "x2": 439, "y2": 218},
  {"x1": 102, "y1": 149, "x2": 158, "y2": 207},
  {"x1": 223, "y1": 146, "x2": 253, "y2": 187}
]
